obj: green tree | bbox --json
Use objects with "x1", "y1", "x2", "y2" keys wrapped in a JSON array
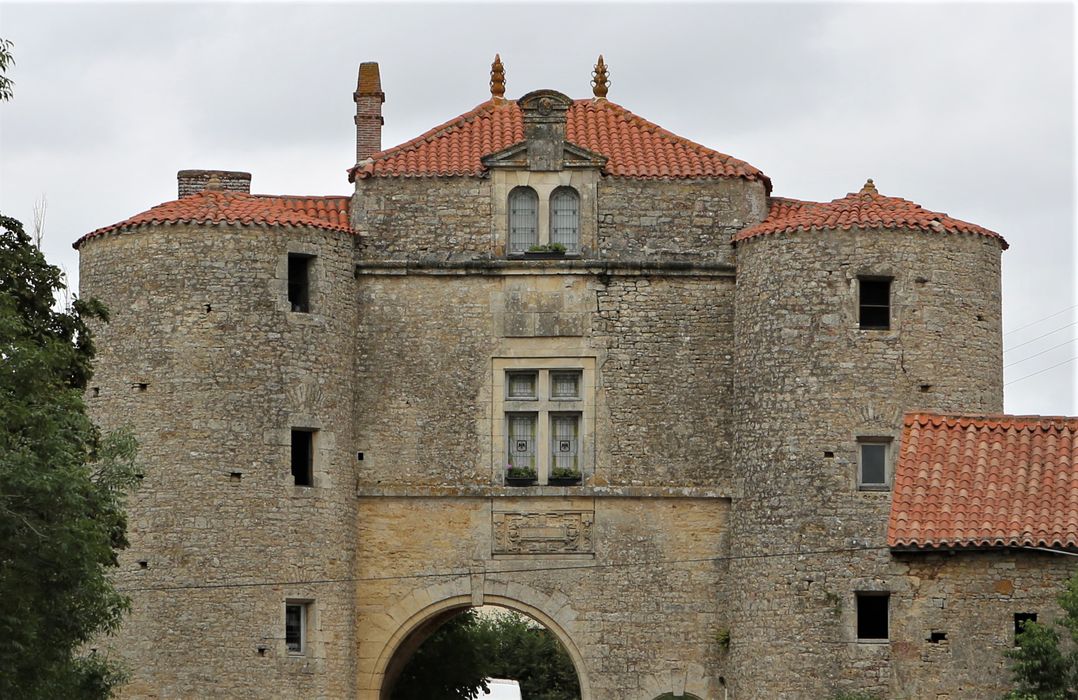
[
  {"x1": 479, "y1": 610, "x2": 580, "y2": 700},
  {"x1": 0, "y1": 37, "x2": 13, "y2": 101},
  {"x1": 1006, "y1": 569, "x2": 1078, "y2": 700},
  {"x1": 390, "y1": 609, "x2": 492, "y2": 700},
  {"x1": 390, "y1": 608, "x2": 581, "y2": 700},
  {"x1": 0, "y1": 213, "x2": 139, "y2": 699}
]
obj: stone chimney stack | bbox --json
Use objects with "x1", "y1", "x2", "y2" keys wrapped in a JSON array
[
  {"x1": 177, "y1": 170, "x2": 251, "y2": 198},
  {"x1": 355, "y1": 62, "x2": 384, "y2": 163}
]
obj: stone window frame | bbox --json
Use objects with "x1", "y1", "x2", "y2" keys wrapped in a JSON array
[
  {"x1": 278, "y1": 242, "x2": 324, "y2": 320},
  {"x1": 856, "y1": 436, "x2": 893, "y2": 491},
  {"x1": 492, "y1": 357, "x2": 595, "y2": 485},
  {"x1": 855, "y1": 274, "x2": 895, "y2": 332},
  {"x1": 491, "y1": 170, "x2": 599, "y2": 258},
  {"x1": 284, "y1": 599, "x2": 314, "y2": 655},
  {"x1": 854, "y1": 590, "x2": 891, "y2": 643}
]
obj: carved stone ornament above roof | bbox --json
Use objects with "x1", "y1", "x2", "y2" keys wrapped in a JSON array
[{"x1": 480, "y1": 139, "x2": 607, "y2": 172}]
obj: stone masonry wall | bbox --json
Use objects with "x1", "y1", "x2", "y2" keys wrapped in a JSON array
[
  {"x1": 79, "y1": 223, "x2": 358, "y2": 699},
  {"x1": 725, "y1": 228, "x2": 1005, "y2": 698},
  {"x1": 353, "y1": 269, "x2": 736, "y2": 491},
  {"x1": 352, "y1": 178, "x2": 494, "y2": 261},
  {"x1": 353, "y1": 495, "x2": 730, "y2": 700},
  {"x1": 597, "y1": 178, "x2": 768, "y2": 264}
]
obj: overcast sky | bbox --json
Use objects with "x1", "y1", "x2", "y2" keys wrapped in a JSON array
[{"x1": 1, "y1": 1, "x2": 1074, "y2": 415}]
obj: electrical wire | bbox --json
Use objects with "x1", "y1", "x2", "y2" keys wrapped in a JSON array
[
  {"x1": 1003, "y1": 336, "x2": 1077, "y2": 368},
  {"x1": 1005, "y1": 304, "x2": 1078, "y2": 336},
  {"x1": 1003, "y1": 320, "x2": 1078, "y2": 353},
  {"x1": 1005, "y1": 355, "x2": 1078, "y2": 386}
]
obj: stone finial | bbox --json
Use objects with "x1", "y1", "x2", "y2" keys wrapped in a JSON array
[
  {"x1": 860, "y1": 178, "x2": 878, "y2": 196},
  {"x1": 592, "y1": 55, "x2": 610, "y2": 99},
  {"x1": 490, "y1": 54, "x2": 506, "y2": 102}
]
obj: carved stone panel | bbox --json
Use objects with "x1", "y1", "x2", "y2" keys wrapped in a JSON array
[{"x1": 492, "y1": 510, "x2": 595, "y2": 555}]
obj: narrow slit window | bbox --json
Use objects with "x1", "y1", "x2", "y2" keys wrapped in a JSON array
[
  {"x1": 858, "y1": 439, "x2": 890, "y2": 489},
  {"x1": 859, "y1": 278, "x2": 891, "y2": 329},
  {"x1": 507, "y1": 413, "x2": 537, "y2": 473},
  {"x1": 508, "y1": 187, "x2": 539, "y2": 254},
  {"x1": 291, "y1": 429, "x2": 314, "y2": 487},
  {"x1": 550, "y1": 187, "x2": 580, "y2": 253},
  {"x1": 285, "y1": 602, "x2": 307, "y2": 654},
  {"x1": 288, "y1": 254, "x2": 313, "y2": 313},
  {"x1": 856, "y1": 592, "x2": 890, "y2": 641}
]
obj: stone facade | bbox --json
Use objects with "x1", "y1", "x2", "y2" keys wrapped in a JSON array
[{"x1": 76, "y1": 64, "x2": 1071, "y2": 700}]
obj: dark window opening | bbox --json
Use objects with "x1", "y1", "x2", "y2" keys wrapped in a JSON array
[
  {"x1": 858, "y1": 439, "x2": 890, "y2": 489},
  {"x1": 856, "y1": 592, "x2": 889, "y2": 640},
  {"x1": 285, "y1": 603, "x2": 305, "y2": 653},
  {"x1": 288, "y1": 254, "x2": 312, "y2": 313},
  {"x1": 1015, "y1": 613, "x2": 1038, "y2": 644},
  {"x1": 859, "y1": 278, "x2": 891, "y2": 330},
  {"x1": 928, "y1": 631, "x2": 947, "y2": 643},
  {"x1": 291, "y1": 429, "x2": 314, "y2": 486}
]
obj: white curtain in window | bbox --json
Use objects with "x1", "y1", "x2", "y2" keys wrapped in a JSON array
[
  {"x1": 551, "y1": 414, "x2": 579, "y2": 471},
  {"x1": 509, "y1": 187, "x2": 539, "y2": 253},
  {"x1": 508, "y1": 372, "x2": 537, "y2": 399},
  {"x1": 508, "y1": 414, "x2": 536, "y2": 471},
  {"x1": 549, "y1": 187, "x2": 580, "y2": 253}
]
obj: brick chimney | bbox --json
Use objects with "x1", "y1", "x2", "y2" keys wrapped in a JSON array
[
  {"x1": 355, "y1": 62, "x2": 384, "y2": 163},
  {"x1": 177, "y1": 170, "x2": 251, "y2": 198}
]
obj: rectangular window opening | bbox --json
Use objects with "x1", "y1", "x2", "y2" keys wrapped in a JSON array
[
  {"x1": 1014, "y1": 612, "x2": 1038, "y2": 644},
  {"x1": 288, "y1": 254, "x2": 313, "y2": 313},
  {"x1": 285, "y1": 602, "x2": 308, "y2": 654},
  {"x1": 507, "y1": 413, "x2": 537, "y2": 475},
  {"x1": 507, "y1": 371, "x2": 538, "y2": 400},
  {"x1": 856, "y1": 592, "x2": 890, "y2": 641},
  {"x1": 859, "y1": 277, "x2": 891, "y2": 330},
  {"x1": 550, "y1": 371, "x2": 582, "y2": 400},
  {"x1": 551, "y1": 413, "x2": 580, "y2": 474},
  {"x1": 291, "y1": 429, "x2": 314, "y2": 487},
  {"x1": 928, "y1": 631, "x2": 947, "y2": 644},
  {"x1": 858, "y1": 439, "x2": 891, "y2": 490}
]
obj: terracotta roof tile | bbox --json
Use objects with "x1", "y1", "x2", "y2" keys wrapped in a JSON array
[
  {"x1": 74, "y1": 192, "x2": 352, "y2": 248},
  {"x1": 889, "y1": 413, "x2": 1078, "y2": 552},
  {"x1": 733, "y1": 182, "x2": 1006, "y2": 248},
  {"x1": 348, "y1": 98, "x2": 770, "y2": 188}
]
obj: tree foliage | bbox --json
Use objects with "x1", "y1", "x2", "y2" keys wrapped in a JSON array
[
  {"x1": 0, "y1": 213, "x2": 139, "y2": 699},
  {"x1": 0, "y1": 37, "x2": 13, "y2": 101},
  {"x1": 1006, "y1": 569, "x2": 1078, "y2": 700},
  {"x1": 391, "y1": 608, "x2": 581, "y2": 700}
]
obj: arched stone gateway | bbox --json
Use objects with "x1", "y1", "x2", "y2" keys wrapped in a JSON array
[{"x1": 364, "y1": 594, "x2": 590, "y2": 700}]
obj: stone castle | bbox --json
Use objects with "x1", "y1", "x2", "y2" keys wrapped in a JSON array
[{"x1": 75, "y1": 57, "x2": 1078, "y2": 699}]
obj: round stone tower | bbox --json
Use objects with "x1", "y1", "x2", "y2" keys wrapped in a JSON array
[
  {"x1": 723, "y1": 181, "x2": 1006, "y2": 697},
  {"x1": 75, "y1": 171, "x2": 359, "y2": 697}
]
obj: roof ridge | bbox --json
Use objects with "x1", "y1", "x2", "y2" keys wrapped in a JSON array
[{"x1": 368, "y1": 99, "x2": 496, "y2": 163}]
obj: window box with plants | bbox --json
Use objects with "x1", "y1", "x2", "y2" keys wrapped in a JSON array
[
  {"x1": 505, "y1": 465, "x2": 537, "y2": 486},
  {"x1": 547, "y1": 467, "x2": 582, "y2": 486},
  {"x1": 522, "y1": 243, "x2": 567, "y2": 259}
]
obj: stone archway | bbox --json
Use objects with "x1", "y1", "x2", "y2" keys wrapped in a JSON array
[{"x1": 360, "y1": 591, "x2": 592, "y2": 700}]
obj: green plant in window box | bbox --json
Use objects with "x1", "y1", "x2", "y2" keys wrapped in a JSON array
[
  {"x1": 505, "y1": 465, "x2": 537, "y2": 485},
  {"x1": 548, "y1": 466, "x2": 582, "y2": 485},
  {"x1": 524, "y1": 243, "x2": 567, "y2": 257}
]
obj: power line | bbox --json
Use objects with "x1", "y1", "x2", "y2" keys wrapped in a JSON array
[
  {"x1": 1003, "y1": 320, "x2": 1078, "y2": 354},
  {"x1": 1005, "y1": 355, "x2": 1078, "y2": 386},
  {"x1": 1004, "y1": 336, "x2": 1078, "y2": 368},
  {"x1": 114, "y1": 544, "x2": 893, "y2": 593},
  {"x1": 1005, "y1": 304, "x2": 1078, "y2": 337}
]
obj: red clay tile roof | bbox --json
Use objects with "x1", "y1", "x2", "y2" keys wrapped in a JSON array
[
  {"x1": 348, "y1": 98, "x2": 771, "y2": 188},
  {"x1": 74, "y1": 192, "x2": 352, "y2": 248},
  {"x1": 889, "y1": 413, "x2": 1078, "y2": 552},
  {"x1": 733, "y1": 181, "x2": 1006, "y2": 249}
]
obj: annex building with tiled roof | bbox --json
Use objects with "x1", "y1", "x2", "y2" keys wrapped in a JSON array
[{"x1": 77, "y1": 56, "x2": 1077, "y2": 700}]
